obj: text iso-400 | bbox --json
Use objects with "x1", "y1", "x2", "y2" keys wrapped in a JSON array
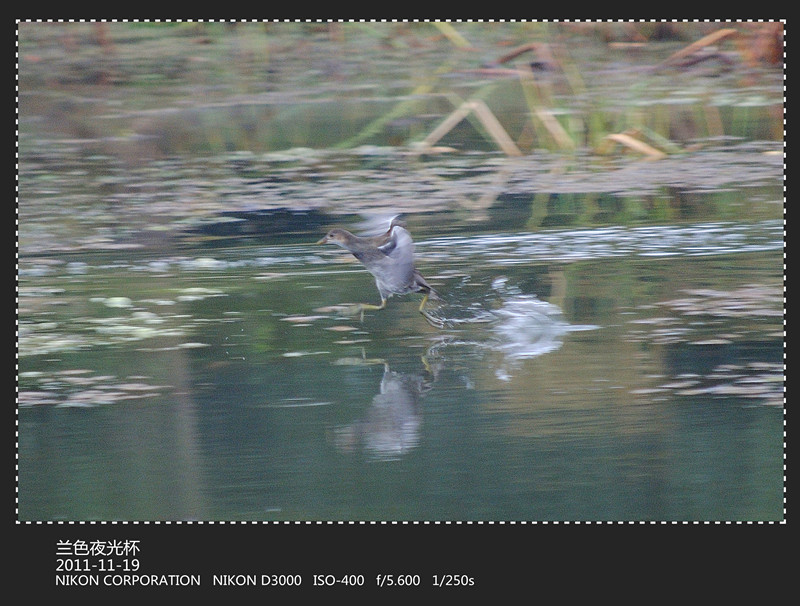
[{"x1": 313, "y1": 574, "x2": 365, "y2": 586}]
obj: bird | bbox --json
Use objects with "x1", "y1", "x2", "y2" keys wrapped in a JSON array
[{"x1": 317, "y1": 217, "x2": 440, "y2": 325}]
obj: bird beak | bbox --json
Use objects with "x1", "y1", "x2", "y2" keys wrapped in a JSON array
[{"x1": 316, "y1": 236, "x2": 328, "y2": 244}]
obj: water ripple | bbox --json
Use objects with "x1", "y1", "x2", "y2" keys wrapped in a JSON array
[{"x1": 421, "y1": 219, "x2": 782, "y2": 265}]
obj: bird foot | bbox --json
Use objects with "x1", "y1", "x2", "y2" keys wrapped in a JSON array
[
  {"x1": 419, "y1": 293, "x2": 446, "y2": 329},
  {"x1": 420, "y1": 308, "x2": 446, "y2": 329},
  {"x1": 336, "y1": 302, "x2": 386, "y2": 322}
]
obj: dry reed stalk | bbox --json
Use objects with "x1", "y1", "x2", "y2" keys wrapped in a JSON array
[
  {"x1": 419, "y1": 100, "x2": 522, "y2": 156},
  {"x1": 493, "y1": 42, "x2": 558, "y2": 71},
  {"x1": 657, "y1": 27, "x2": 738, "y2": 69},
  {"x1": 335, "y1": 81, "x2": 435, "y2": 149},
  {"x1": 419, "y1": 103, "x2": 474, "y2": 149},
  {"x1": 602, "y1": 132, "x2": 666, "y2": 159},
  {"x1": 432, "y1": 22, "x2": 472, "y2": 48},
  {"x1": 532, "y1": 106, "x2": 574, "y2": 150},
  {"x1": 519, "y1": 69, "x2": 574, "y2": 151},
  {"x1": 468, "y1": 100, "x2": 523, "y2": 156}
]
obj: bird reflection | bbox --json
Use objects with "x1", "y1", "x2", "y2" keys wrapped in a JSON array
[{"x1": 331, "y1": 359, "x2": 437, "y2": 461}]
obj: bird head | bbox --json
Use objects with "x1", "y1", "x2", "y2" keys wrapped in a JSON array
[{"x1": 316, "y1": 228, "x2": 352, "y2": 248}]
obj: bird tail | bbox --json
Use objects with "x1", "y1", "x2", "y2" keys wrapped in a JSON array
[{"x1": 414, "y1": 269, "x2": 440, "y2": 300}]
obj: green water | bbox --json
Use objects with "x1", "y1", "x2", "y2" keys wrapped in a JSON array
[{"x1": 17, "y1": 215, "x2": 784, "y2": 521}]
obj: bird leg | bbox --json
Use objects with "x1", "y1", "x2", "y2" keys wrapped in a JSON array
[
  {"x1": 419, "y1": 292, "x2": 445, "y2": 329},
  {"x1": 418, "y1": 292, "x2": 429, "y2": 312},
  {"x1": 354, "y1": 298, "x2": 386, "y2": 322},
  {"x1": 358, "y1": 299, "x2": 387, "y2": 311}
]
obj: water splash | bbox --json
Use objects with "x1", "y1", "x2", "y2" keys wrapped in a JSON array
[{"x1": 425, "y1": 277, "x2": 597, "y2": 381}]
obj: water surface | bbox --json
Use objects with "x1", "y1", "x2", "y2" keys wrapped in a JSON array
[{"x1": 18, "y1": 213, "x2": 783, "y2": 521}]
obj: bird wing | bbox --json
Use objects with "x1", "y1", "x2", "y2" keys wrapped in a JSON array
[
  {"x1": 356, "y1": 213, "x2": 405, "y2": 237},
  {"x1": 378, "y1": 225, "x2": 413, "y2": 257},
  {"x1": 377, "y1": 226, "x2": 415, "y2": 286}
]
